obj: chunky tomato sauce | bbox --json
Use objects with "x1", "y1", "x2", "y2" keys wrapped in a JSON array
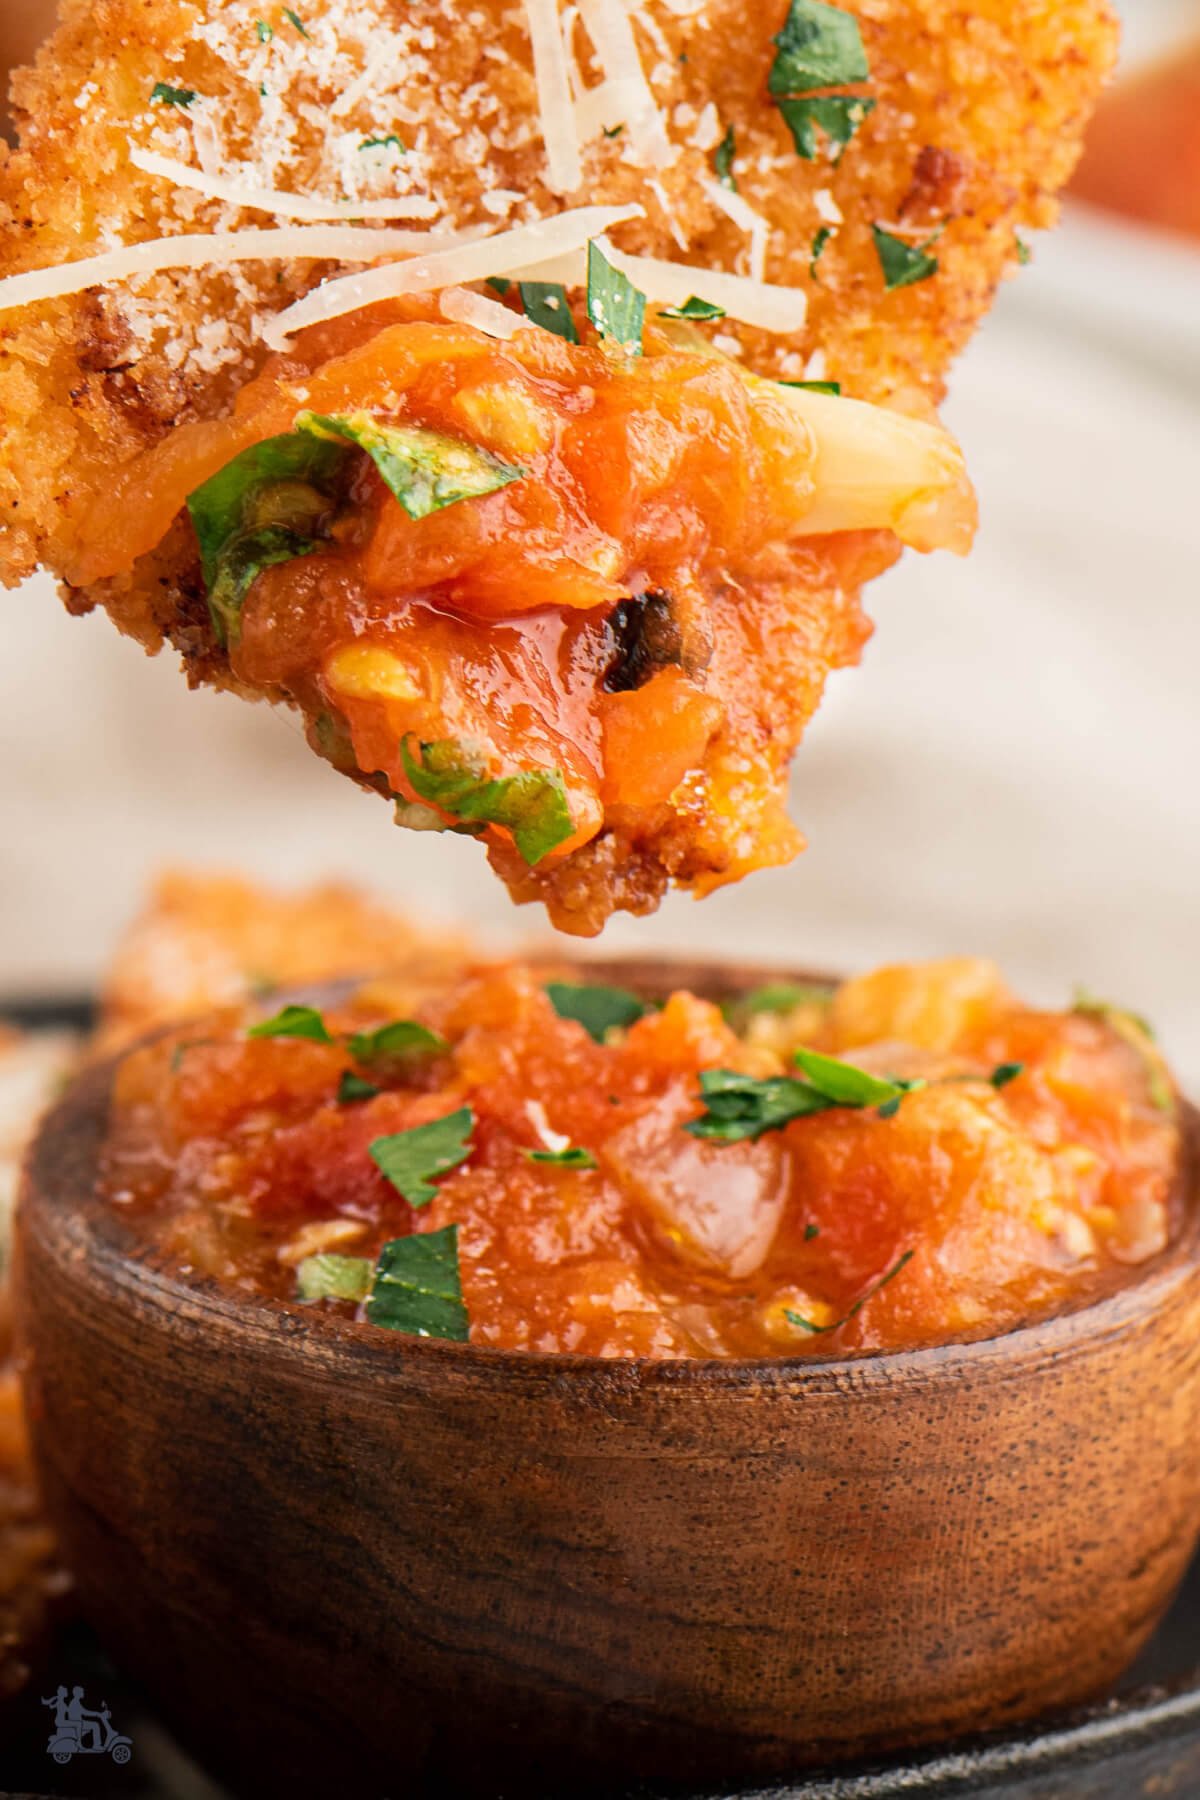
[
  {"x1": 100, "y1": 957, "x2": 1182, "y2": 1358},
  {"x1": 69, "y1": 301, "x2": 970, "y2": 934}
]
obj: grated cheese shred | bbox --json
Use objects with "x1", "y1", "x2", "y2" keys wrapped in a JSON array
[
  {"x1": 130, "y1": 148, "x2": 441, "y2": 221},
  {"x1": 523, "y1": 0, "x2": 584, "y2": 195}
]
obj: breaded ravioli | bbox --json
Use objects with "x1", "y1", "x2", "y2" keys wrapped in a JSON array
[{"x1": 0, "y1": 1, "x2": 1116, "y2": 931}]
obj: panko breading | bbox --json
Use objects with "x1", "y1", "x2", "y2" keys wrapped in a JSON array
[{"x1": 0, "y1": 2, "x2": 1117, "y2": 930}]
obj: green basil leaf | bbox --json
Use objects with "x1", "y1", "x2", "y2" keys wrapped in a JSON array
[
  {"x1": 810, "y1": 224, "x2": 833, "y2": 278},
  {"x1": 337, "y1": 1071, "x2": 382, "y2": 1104},
  {"x1": 366, "y1": 1226, "x2": 469, "y2": 1340},
  {"x1": 369, "y1": 1106, "x2": 475, "y2": 1208},
  {"x1": 525, "y1": 1146, "x2": 598, "y2": 1168},
  {"x1": 989, "y1": 1062, "x2": 1025, "y2": 1090},
  {"x1": 401, "y1": 737, "x2": 573, "y2": 866},
  {"x1": 348, "y1": 1019, "x2": 447, "y2": 1068},
  {"x1": 769, "y1": 0, "x2": 870, "y2": 95},
  {"x1": 283, "y1": 7, "x2": 309, "y2": 37},
  {"x1": 791, "y1": 1046, "x2": 902, "y2": 1108},
  {"x1": 785, "y1": 1249, "x2": 914, "y2": 1334},
  {"x1": 545, "y1": 982, "x2": 648, "y2": 1042},
  {"x1": 714, "y1": 123, "x2": 737, "y2": 191},
  {"x1": 587, "y1": 239, "x2": 646, "y2": 355},
  {"x1": 150, "y1": 82, "x2": 197, "y2": 107},
  {"x1": 296, "y1": 411, "x2": 523, "y2": 521},
  {"x1": 247, "y1": 1003, "x2": 333, "y2": 1043},
  {"x1": 777, "y1": 94, "x2": 874, "y2": 160},
  {"x1": 518, "y1": 281, "x2": 579, "y2": 342},
  {"x1": 658, "y1": 296, "x2": 727, "y2": 322},
  {"x1": 873, "y1": 225, "x2": 940, "y2": 291},
  {"x1": 360, "y1": 132, "x2": 405, "y2": 152},
  {"x1": 187, "y1": 431, "x2": 347, "y2": 646},
  {"x1": 296, "y1": 1251, "x2": 373, "y2": 1302},
  {"x1": 255, "y1": 19, "x2": 273, "y2": 42}
]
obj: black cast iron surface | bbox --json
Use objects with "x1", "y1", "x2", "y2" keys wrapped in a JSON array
[{"x1": 3, "y1": 995, "x2": 1199, "y2": 1799}]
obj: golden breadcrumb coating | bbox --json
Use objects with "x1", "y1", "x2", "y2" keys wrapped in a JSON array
[
  {"x1": 97, "y1": 867, "x2": 475, "y2": 1047},
  {"x1": 0, "y1": 0, "x2": 1117, "y2": 588}
]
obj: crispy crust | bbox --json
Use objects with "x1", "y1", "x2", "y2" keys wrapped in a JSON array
[{"x1": 0, "y1": 0, "x2": 1117, "y2": 590}]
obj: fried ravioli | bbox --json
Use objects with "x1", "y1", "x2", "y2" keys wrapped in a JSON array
[{"x1": 0, "y1": 1, "x2": 1117, "y2": 929}]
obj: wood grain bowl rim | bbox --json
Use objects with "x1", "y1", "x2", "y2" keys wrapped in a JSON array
[{"x1": 18, "y1": 956, "x2": 1200, "y2": 1398}]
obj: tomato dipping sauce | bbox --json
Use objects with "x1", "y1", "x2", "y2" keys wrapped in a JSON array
[
  {"x1": 100, "y1": 958, "x2": 1182, "y2": 1359},
  {"x1": 69, "y1": 300, "x2": 970, "y2": 936}
]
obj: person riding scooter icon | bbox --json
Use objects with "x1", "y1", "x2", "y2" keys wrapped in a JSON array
[{"x1": 42, "y1": 1684, "x2": 133, "y2": 1765}]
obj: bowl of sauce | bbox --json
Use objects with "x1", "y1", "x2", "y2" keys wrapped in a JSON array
[{"x1": 14, "y1": 955, "x2": 1200, "y2": 1794}]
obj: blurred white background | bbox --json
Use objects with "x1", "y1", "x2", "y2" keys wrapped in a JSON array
[{"x1": 3, "y1": 0, "x2": 1199, "y2": 1070}]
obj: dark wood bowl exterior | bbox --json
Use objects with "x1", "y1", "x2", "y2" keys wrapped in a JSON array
[{"x1": 13, "y1": 961, "x2": 1200, "y2": 1796}]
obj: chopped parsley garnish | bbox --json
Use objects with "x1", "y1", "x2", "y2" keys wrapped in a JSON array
[
  {"x1": 359, "y1": 132, "x2": 405, "y2": 152},
  {"x1": 873, "y1": 225, "x2": 940, "y2": 291},
  {"x1": 518, "y1": 281, "x2": 579, "y2": 343},
  {"x1": 186, "y1": 431, "x2": 347, "y2": 646},
  {"x1": 347, "y1": 1019, "x2": 447, "y2": 1068},
  {"x1": 777, "y1": 93, "x2": 874, "y2": 161},
  {"x1": 1016, "y1": 235, "x2": 1032, "y2": 266},
  {"x1": 486, "y1": 277, "x2": 512, "y2": 296},
  {"x1": 809, "y1": 224, "x2": 833, "y2": 278},
  {"x1": 366, "y1": 1226, "x2": 469, "y2": 1340},
  {"x1": 283, "y1": 6, "x2": 310, "y2": 37},
  {"x1": 587, "y1": 239, "x2": 646, "y2": 355},
  {"x1": 401, "y1": 737, "x2": 573, "y2": 866},
  {"x1": 989, "y1": 1062, "x2": 1025, "y2": 1090},
  {"x1": 804, "y1": 1222, "x2": 820, "y2": 1241},
  {"x1": 337, "y1": 1071, "x2": 382, "y2": 1104},
  {"x1": 714, "y1": 123, "x2": 738, "y2": 191},
  {"x1": 150, "y1": 82, "x2": 197, "y2": 109},
  {"x1": 769, "y1": 0, "x2": 870, "y2": 96},
  {"x1": 780, "y1": 378, "x2": 841, "y2": 395},
  {"x1": 786, "y1": 1249, "x2": 914, "y2": 1334},
  {"x1": 688, "y1": 1049, "x2": 924, "y2": 1141},
  {"x1": 247, "y1": 1002, "x2": 334, "y2": 1043},
  {"x1": 295, "y1": 411, "x2": 523, "y2": 521},
  {"x1": 525, "y1": 1146, "x2": 598, "y2": 1168},
  {"x1": 659, "y1": 296, "x2": 726, "y2": 322},
  {"x1": 296, "y1": 1251, "x2": 372, "y2": 1302},
  {"x1": 725, "y1": 981, "x2": 834, "y2": 1021},
  {"x1": 369, "y1": 1106, "x2": 475, "y2": 1208},
  {"x1": 792, "y1": 1046, "x2": 910, "y2": 1108},
  {"x1": 686, "y1": 1070, "x2": 836, "y2": 1142},
  {"x1": 603, "y1": 122, "x2": 625, "y2": 138},
  {"x1": 544, "y1": 981, "x2": 648, "y2": 1042},
  {"x1": 255, "y1": 19, "x2": 273, "y2": 42}
]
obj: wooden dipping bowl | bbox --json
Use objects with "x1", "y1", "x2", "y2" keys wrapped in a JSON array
[{"x1": 13, "y1": 960, "x2": 1200, "y2": 1797}]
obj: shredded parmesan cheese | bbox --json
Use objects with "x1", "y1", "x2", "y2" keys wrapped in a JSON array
[
  {"x1": 512, "y1": 234, "x2": 807, "y2": 333},
  {"x1": 0, "y1": 226, "x2": 473, "y2": 318},
  {"x1": 262, "y1": 203, "x2": 643, "y2": 348},
  {"x1": 576, "y1": 0, "x2": 674, "y2": 168},
  {"x1": 130, "y1": 148, "x2": 440, "y2": 222},
  {"x1": 523, "y1": 0, "x2": 584, "y2": 195},
  {"x1": 701, "y1": 178, "x2": 770, "y2": 284},
  {"x1": 439, "y1": 285, "x2": 536, "y2": 339}
]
